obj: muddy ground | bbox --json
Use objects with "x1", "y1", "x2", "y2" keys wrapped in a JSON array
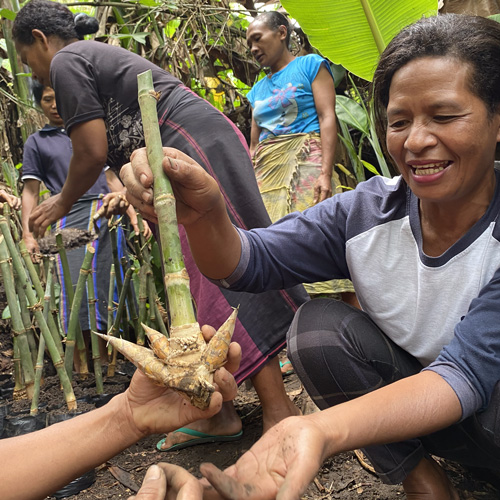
[{"x1": 1, "y1": 325, "x2": 499, "y2": 500}]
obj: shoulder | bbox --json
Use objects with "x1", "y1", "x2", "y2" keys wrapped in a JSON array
[{"x1": 294, "y1": 54, "x2": 333, "y2": 82}]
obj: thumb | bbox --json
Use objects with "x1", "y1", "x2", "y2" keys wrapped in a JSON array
[{"x1": 130, "y1": 464, "x2": 167, "y2": 500}]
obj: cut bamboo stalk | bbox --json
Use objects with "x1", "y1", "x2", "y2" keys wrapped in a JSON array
[
  {"x1": 137, "y1": 264, "x2": 148, "y2": 345},
  {"x1": 12, "y1": 338, "x2": 25, "y2": 400},
  {"x1": 31, "y1": 259, "x2": 53, "y2": 415},
  {"x1": 0, "y1": 235, "x2": 35, "y2": 398},
  {"x1": 17, "y1": 285, "x2": 38, "y2": 367},
  {"x1": 87, "y1": 272, "x2": 104, "y2": 394},
  {"x1": 146, "y1": 266, "x2": 169, "y2": 337},
  {"x1": 64, "y1": 246, "x2": 94, "y2": 380},
  {"x1": 121, "y1": 256, "x2": 139, "y2": 338},
  {"x1": 55, "y1": 233, "x2": 86, "y2": 355},
  {"x1": 18, "y1": 240, "x2": 64, "y2": 357},
  {"x1": 106, "y1": 263, "x2": 118, "y2": 377},
  {"x1": 109, "y1": 218, "x2": 128, "y2": 338},
  {"x1": 0, "y1": 226, "x2": 76, "y2": 410},
  {"x1": 127, "y1": 69, "x2": 238, "y2": 409}
]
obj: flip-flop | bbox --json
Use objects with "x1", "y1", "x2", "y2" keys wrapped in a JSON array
[
  {"x1": 156, "y1": 427, "x2": 243, "y2": 452},
  {"x1": 280, "y1": 360, "x2": 294, "y2": 377}
]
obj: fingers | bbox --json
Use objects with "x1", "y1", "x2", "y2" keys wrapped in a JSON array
[
  {"x1": 121, "y1": 149, "x2": 154, "y2": 205},
  {"x1": 200, "y1": 463, "x2": 251, "y2": 500},
  {"x1": 213, "y1": 366, "x2": 238, "y2": 402},
  {"x1": 224, "y1": 342, "x2": 242, "y2": 375},
  {"x1": 128, "y1": 464, "x2": 166, "y2": 500},
  {"x1": 156, "y1": 463, "x2": 204, "y2": 500},
  {"x1": 28, "y1": 210, "x2": 49, "y2": 239}
]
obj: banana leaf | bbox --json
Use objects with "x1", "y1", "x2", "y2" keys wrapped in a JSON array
[{"x1": 281, "y1": 0, "x2": 438, "y2": 81}]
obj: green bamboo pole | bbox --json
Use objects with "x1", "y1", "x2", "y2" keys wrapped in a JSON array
[
  {"x1": 121, "y1": 256, "x2": 139, "y2": 338},
  {"x1": 30, "y1": 259, "x2": 54, "y2": 416},
  {"x1": 137, "y1": 69, "x2": 197, "y2": 332},
  {"x1": 136, "y1": 264, "x2": 148, "y2": 345},
  {"x1": 108, "y1": 267, "x2": 134, "y2": 340},
  {"x1": 17, "y1": 285, "x2": 38, "y2": 367},
  {"x1": 64, "y1": 246, "x2": 94, "y2": 380},
  {"x1": 0, "y1": 236, "x2": 35, "y2": 398},
  {"x1": 12, "y1": 338, "x2": 24, "y2": 400},
  {"x1": 87, "y1": 273, "x2": 104, "y2": 394},
  {"x1": 18, "y1": 240, "x2": 64, "y2": 357},
  {"x1": 106, "y1": 263, "x2": 118, "y2": 377},
  {"x1": 55, "y1": 233, "x2": 87, "y2": 352},
  {"x1": 0, "y1": 231, "x2": 76, "y2": 410},
  {"x1": 146, "y1": 267, "x2": 169, "y2": 337}
]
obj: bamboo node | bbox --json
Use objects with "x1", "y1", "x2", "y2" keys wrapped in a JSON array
[
  {"x1": 28, "y1": 301, "x2": 44, "y2": 312},
  {"x1": 164, "y1": 269, "x2": 190, "y2": 285},
  {"x1": 0, "y1": 257, "x2": 12, "y2": 264}
]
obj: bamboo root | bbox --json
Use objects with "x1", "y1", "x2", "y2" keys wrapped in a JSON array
[{"x1": 95, "y1": 307, "x2": 238, "y2": 409}]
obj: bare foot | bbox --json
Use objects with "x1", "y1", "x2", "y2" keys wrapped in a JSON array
[
  {"x1": 158, "y1": 401, "x2": 242, "y2": 451},
  {"x1": 403, "y1": 456, "x2": 460, "y2": 499}
]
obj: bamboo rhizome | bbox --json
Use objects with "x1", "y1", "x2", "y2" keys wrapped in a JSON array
[{"x1": 97, "y1": 70, "x2": 238, "y2": 410}]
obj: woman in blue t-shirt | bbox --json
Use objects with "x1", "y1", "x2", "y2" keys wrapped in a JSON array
[{"x1": 247, "y1": 12, "x2": 355, "y2": 300}]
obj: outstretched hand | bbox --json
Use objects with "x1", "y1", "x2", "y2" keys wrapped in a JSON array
[
  {"x1": 123, "y1": 324, "x2": 241, "y2": 438},
  {"x1": 199, "y1": 415, "x2": 327, "y2": 500},
  {"x1": 28, "y1": 193, "x2": 72, "y2": 238},
  {"x1": 120, "y1": 148, "x2": 223, "y2": 227}
]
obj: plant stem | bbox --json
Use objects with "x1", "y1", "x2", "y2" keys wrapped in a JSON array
[
  {"x1": 0, "y1": 226, "x2": 76, "y2": 410},
  {"x1": 64, "y1": 246, "x2": 94, "y2": 380},
  {"x1": 137, "y1": 69, "x2": 197, "y2": 331},
  {"x1": 0, "y1": 236, "x2": 35, "y2": 398},
  {"x1": 87, "y1": 272, "x2": 104, "y2": 394}
]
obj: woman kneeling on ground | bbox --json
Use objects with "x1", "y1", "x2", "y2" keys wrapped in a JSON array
[{"x1": 122, "y1": 13, "x2": 500, "y2": 499}]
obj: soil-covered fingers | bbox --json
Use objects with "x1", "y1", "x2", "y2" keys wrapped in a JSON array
[{"x1": 128, "y1": 464, "x2": 167, "y2": 500}]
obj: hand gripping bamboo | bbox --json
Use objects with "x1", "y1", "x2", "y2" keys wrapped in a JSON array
[{"x1": 95, "y1": 70, "x2": 237, "y2": 410}]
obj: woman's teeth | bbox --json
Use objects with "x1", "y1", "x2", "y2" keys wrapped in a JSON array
[{"x1": 413, "y1": 162, "x2": 447, "y2": 176}]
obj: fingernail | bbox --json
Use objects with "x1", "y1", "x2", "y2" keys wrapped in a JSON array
[
  {"x1": 142, "y1": 191, "x2": 152, "y2": 203},
  {"x1": 145, "y1": 464, "x2": 161, "y2": 481},
  {"x1": 168, "y1": 157, "x2": 178, "y2": 170},
  {"x1": 140, "y1": 174, "x2": 148, "y2": 184}
]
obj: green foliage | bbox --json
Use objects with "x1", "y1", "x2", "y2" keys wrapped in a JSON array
[{"x1": 281, "y1": 0, "x2": 438, "y2": 81}]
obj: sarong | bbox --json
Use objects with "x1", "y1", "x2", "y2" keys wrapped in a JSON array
[{"x1": 253, "y1": 132, "x2": 354, "y2": 296}]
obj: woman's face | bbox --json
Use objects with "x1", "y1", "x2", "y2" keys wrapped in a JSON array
[
  {"x1": 386, "y1": 56, "x2": 500, "y2": 208},
  {"x1": 40, "y1": 87, "x2": 63, "y2": 127},
  {"x1": 246, "y1": 21, "x2": 287, "y2": 68},
  {"x1": 15, "y1": 31, "x2": 59, "y2": 86}
]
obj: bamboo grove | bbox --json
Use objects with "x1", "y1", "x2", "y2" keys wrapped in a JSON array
[{"x1": 0, "y1": 204, "x2": 171, "y2": 412}]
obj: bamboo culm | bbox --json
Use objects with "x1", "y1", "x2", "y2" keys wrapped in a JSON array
[
  {"x1": 0, "y1": 235, "x2": 35, "y2": 398},
  {"x1": 87, "y1": 272, "x2": 104, "y2": 394},
  {"x1": 0, "y1": 226, "x2": 76, "y2": 410},
  {"x1": 64, "y1": 246, "x2": 95, "y2": 380},
  {"x1": 137, "y1": 70, "x2": 196, "y2": 331}
]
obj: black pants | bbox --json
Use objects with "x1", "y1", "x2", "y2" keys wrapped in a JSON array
[{"x1": 287, "y1": 299, "x2": 500, "y2": 484}]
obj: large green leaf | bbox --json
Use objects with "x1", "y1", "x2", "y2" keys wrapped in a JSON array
[{"x1": 281, "y1": 0, "x2": 438, "y2": 81}]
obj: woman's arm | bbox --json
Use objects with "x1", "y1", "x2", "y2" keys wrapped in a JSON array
[
  {"x1": 0, "y1": 327, "x2": 240, "y2": 500},
  {"x1": 249, "y1": 116, "x2": 261, "y2": 158},
  {"x1": 121, "y1": 147, "x2": 241, "y2": 279},
  {"x1": 312, "y1": 65, "x2": 338, "y2": 204},
  {"x1": 28, "y1": 119, "x2": 108, "y2": 237},
  {"x1": 21, "y1": 179, "x2": 41, "y2": 258},
  {"x1": 201, "y1": 371, "x2": 462, "y2": 499}
]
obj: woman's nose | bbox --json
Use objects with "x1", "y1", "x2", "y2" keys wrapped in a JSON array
[{"x1": 404, "y1": 124, "x2": 437, "y2": 152}]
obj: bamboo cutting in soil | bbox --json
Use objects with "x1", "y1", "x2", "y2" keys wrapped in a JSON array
[{"x1": 97, "y1": 69, "x2": 238, "y2": 410}]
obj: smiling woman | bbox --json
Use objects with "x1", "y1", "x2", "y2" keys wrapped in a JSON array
[{"x1": 120, "y1": 13, "x2": 500, "y2": 500}]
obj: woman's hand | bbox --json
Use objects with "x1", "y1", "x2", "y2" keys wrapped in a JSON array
[
  {"x1": 129, "y1": 464, "x2": 204, "y2": 500},
  {"x1": 22, "y1": 234, "x2": 41, "y2": 264},
  {"x1": 200, "y1": 414, "x2": 326, "y2": 500},
  {"x1": 101, "y1": 191, "x2": 130, "y2": 217},
  {"x1": 28, "y1": 193, "x2": 71, "y2": 238},
  {"x1": 120, "y1": 148, "x2": 222, "y2": 227},
  {"x1": 0, "y1": 189, "x2": 21, "y2": 211},
  {"x1": 123, "y1": 324, "x2": 241, "y2": 438},
  {"x1": 313, "y1": 172, "x2": 333, "y2": 204}
]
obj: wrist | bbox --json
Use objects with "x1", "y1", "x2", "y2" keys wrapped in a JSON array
[{"x1": 111, "y1": 391, "x2": 149, "y2": 443}]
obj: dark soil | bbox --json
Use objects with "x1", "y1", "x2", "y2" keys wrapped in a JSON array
[
  {"x1": 38, "y1": 227, "x2": 96, "y2": 255},
  {"x1": 1, "y1": 325, "x2": 499, "y2": 500}
]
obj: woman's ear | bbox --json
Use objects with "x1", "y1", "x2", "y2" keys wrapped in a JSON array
[{"x1": 31, "y1": 29, "x2": 49, "y2": 48}]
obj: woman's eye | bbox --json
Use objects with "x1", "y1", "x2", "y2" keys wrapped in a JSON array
[
  {"x1": 434, "y1": 115, "x2": 456, "y2": 122},
  {"x1": 389, "y1": 120, "x2": 407, "y2": 129}
]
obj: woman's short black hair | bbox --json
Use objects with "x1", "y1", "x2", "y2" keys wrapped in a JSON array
[
  {"x1": 13, "y1": 0, "x2": 98, "y2": 45},
  {"x1": 372, "y1": 14, "x2": 500, "y2": 140},
  {"x1": 254, "y1": 11, "x2": 292, "y2": 47},
  {"x1": 31, "y1": 80, "x2": 46, "y2": 107}
]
